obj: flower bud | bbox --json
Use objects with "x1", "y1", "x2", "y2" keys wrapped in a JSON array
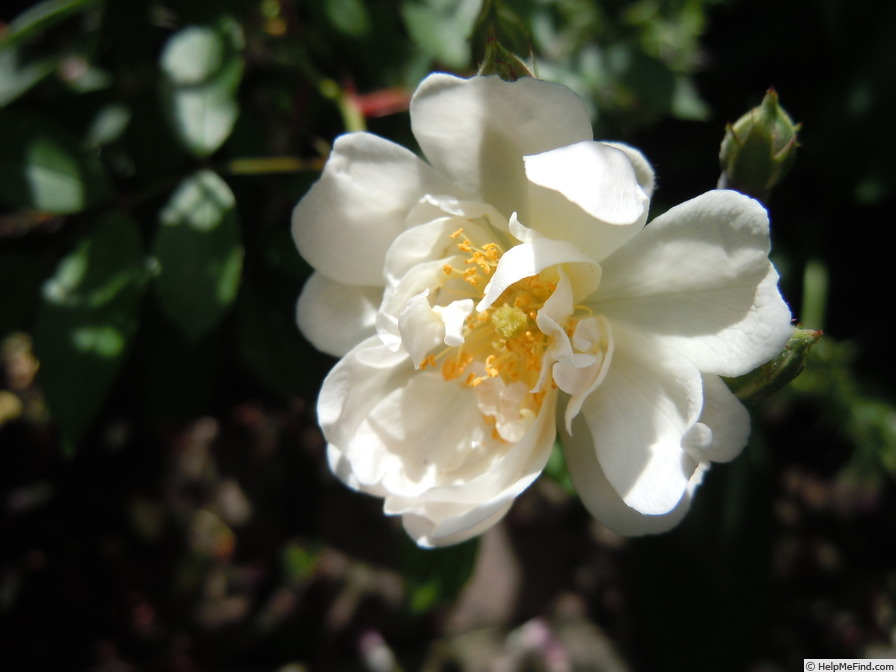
[
  {"x1": 719, "y1": 89, "x2": 800, "y2": 201},
  {"x1": 473, "y1": 0, "x2": 533, "y2": 81}
]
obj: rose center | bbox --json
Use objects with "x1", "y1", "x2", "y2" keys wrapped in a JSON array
[{"x1": 424, "y1": 229, "x2": 566, "y2": 394}]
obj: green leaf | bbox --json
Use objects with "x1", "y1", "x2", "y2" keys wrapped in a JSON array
[
  {"x1": 159, "y1": 18, "x2": 244, "y2": 157},
  {"x1": 543, "y1": 440, "x2": 575, "y2": 495},
  {"x1": 403, "y1": 0, "x2": 481, "y2": 69},
  {"x1": 323, "y1": 0, "x2": 371, "y2": 37},
  {"x1": 152, "y1": 170, "x2": 243, "y2": 340},
  {"x1": 0, "y1": 109, "x2": 112, "y2": 213},
  {"x1": 401, "y1": 536, "x2": 479, "y2": 613},
  {"x1": 84, "y1": 104, "x2": 131, "y2": 149},
  {"x1": 33, "y1": 213, "x2": 149, "y2": 453},
  {"x1": 0, "y1": 0, "x2": 102, "y2": 49},
  {"x1": 0, "y1": 48, "x2": 57, "y2": 107}
]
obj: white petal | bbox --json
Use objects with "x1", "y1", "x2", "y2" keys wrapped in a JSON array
[
  {"x1": 400, "y1": 499, "x2": 514, "y2": 548},
  {"x1": 524, "y1": 140, "x2": 651, "y2": 229},
  {"x1": 375, "y1": 380, "x2": 555, "y2": 501},
  {"x1": 398, "y1": 292, "x2": 445, "y2": 368},
  {"x1": 296, "y1": 272, "x2": 381, "y2": 357},
  {"x1": 695, "y1": 373, "x2": 751, "y2": 463},
  {"x1": 532, "y1": 270, "x2": 613, "y2": 419},
  {"x1": 367, "y1": 373, "x2": 498, "y2": 495},
  {"x1": 533, "y1": 267, "x2": 576, "y2": 391},
  {"x1": 318, "y1": 337, "x2": 415, "y2": 489},
  {"x1": 555, "y1": 316, "x2": 614, "y2": 430},
  {"x1": 578, "y1": 323, "x2": 703, "y2": 515},
  {"x1": 327, "y1": 443, "x2": 387, "y2": 497},
  {"x1": 478, "y1": 238, "x2": 601, "y2": 311},
  {"x1": 396, "y1": 295, "x2": 472, "y2": 366},
  {"x1": 384, "y1": 388, "x2": 557, "y2": 542},
  {"x1": 323, "y1": 337, "x2": 556, "y2": 505},
  {"x1": 524, "y1": 141, "x2": 653, "y2": 261},
  {"x1": 475, "y1": 378, "x2": 538, "y2": 443},
  {"x1": 410, "y1": 74, "x2": 593, "y2": 221},
  {"x1": 561, "y1": 409, "x2": 705, "y2": 536},
  {"x1": 434, "y1": 299, "x2": 474, "y2": 346},
  {"x1": 383, "y1": 216, "x2": 493, "y2": 289},
  {"x1": 292, "y1": 132, "x2": 456, "y2": 286},
  {"x1": 377, "y1": 259, "x2": 447, "y2": 348},
  {"x1": 405, "y1": 195, "x2": 510, "y2": 233},
  {"x1": 599, "y1": 142, "x2": 656, "y2": 197},
  {"x1": 595, "y1": 190, "x2": 793, "y2": 376},
  {"x1": 508, "y1": 212, "x2": 541, "y2": 243}
]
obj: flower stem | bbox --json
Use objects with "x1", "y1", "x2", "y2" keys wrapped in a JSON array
[{"x1": 223, "y1": 156, "x2": 312, "y2": 175}]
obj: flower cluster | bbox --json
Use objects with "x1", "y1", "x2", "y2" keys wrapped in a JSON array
[{"x1": 292, "y1": 73, "x2": 792, "y2": 547}]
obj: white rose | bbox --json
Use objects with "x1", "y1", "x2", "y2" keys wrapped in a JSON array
[{"x1": 292, "y1": 73, "x2": 792, "y2": 547}]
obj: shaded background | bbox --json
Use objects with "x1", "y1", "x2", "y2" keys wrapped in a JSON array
[{"x1": 2, "y1": 0, "x2": 896, "y2": 670}]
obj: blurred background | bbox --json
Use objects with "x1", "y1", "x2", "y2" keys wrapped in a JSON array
[{"x1": 2, "y1": 0, "x2": 896, "y2": 670}]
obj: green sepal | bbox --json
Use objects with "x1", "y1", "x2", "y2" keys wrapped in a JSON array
[
  {"x1": 472, "y1": 0, "x2": 532, "y2": 81},
  {"x1": 724, "y1": 327, "x2": 822, "y2": 403},
  {"x1": 477, "y1": 38, "x2": 533, "y2": 81}
]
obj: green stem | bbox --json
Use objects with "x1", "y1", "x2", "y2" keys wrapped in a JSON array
[
  {"x1": 801, "y1": 258, "x2": 828, "y2": 330},
  {"x1": 223, "y1": 157, "x2": 311, "y2": 175},
  {"x1": 319, "y1": 79, "x2": 366, "y2": 133}
]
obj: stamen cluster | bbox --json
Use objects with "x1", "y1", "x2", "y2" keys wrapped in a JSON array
[{"x1": 425, "y1": 228, "x2": 563, "y2": 395}]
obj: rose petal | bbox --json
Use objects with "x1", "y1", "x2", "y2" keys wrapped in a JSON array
[
  {"x1": 317, "y1": 338, "x2": 413, "y2": 489},
  {"x1": 292, "y1": 132, "x2": 456, "y2": 286},
  {"x1": 385, "y1": 387, "x2": 557, "y2": 545},
  {"x1": 400, "y1": 499, "x2": 514, "y2": 548},
  {"x1": 398, "y1": 292, "x2": 445, "y2": 368},
  {"x1": 383, "y1": 216, "x2": 493, "y2": 289},
  {"x1": 693, "y1": 373, "x2": 751, "y2": 463},
  {"x1": 578, "y1": 323, "x2": 703, "y2": 515},
  {"x1": 478, "y1": 238, "x2": 601, "y2": 312},
  {"x1": 562, "y1": 409, "x2": 706, "y2": 536},
  {"x1": 377, "y1": 259, "x2": 449, "y2": 350},
  {"x1": 599, "y1": 142, "x2": 656, "y2": 197},
  {"x1": 595, "y1": 190, "x2": 792, "y2": 376},
  {"x1": 322, "y1": 338, "x2": 557, "y2": 531},
  {"x1": 524, "y1": 141, "x2": 651, "y2": 261},
  {"x1": 435, "y1": 299, "x2": 474, "y2": 347},
  {"x1": 405, "y1": 195, "x2": 510, "y2": 233},
  {"x1": 555, "y1": 315, "x2": 614, "y2": 430},
  {"x1": 296, "y1": 272, "x2": 381, "y2": 357},
  {"x1": 410, "y1": 74, "x2": 593, "y2": 221}
]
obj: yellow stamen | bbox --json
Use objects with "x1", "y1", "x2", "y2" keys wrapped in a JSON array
[{"x1": 424, "y1": 229, "x2": 587, "y2": 431}]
